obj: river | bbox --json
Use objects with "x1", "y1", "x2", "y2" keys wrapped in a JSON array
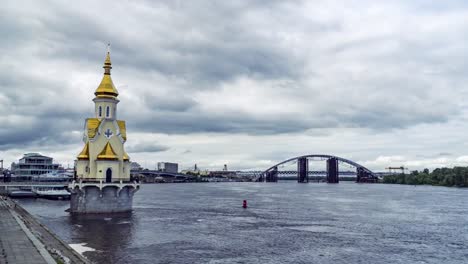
[{"x1": 16, "y1": 182, "x2": 468, "y2": 263}]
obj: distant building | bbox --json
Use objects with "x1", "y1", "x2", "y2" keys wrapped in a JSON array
[
  {"x1": 157, "y1": 162, "x2": 178, "y2": 173},
  {"x1": 11, "y1": 153, "x2": 60, "y2": 180},
  {"x1": 208, "y1": 170, "x2": 237, "y2": 177},
  {"x1": 181, "y1": 169, "x2": 209, "y2": 176}
]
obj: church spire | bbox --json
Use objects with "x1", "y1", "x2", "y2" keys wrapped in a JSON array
[
  {"x1": 103, "y1": 43, "x2": 112, "y2": 75},
  {"x1": 94, "y1": 44, "x2": 119, "y2": 98}
]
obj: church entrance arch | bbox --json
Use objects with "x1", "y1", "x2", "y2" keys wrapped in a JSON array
[{"x1": 106, "y1": 168, "x2": 112, "y2": 183}]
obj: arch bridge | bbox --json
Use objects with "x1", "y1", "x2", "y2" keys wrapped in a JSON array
[{"x1": 260, "y1": 154, "x2": 378, "y2": 183}]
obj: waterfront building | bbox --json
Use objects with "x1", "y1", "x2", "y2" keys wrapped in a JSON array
[
  {"x1": 157, "y1": 162, "x2": 178, "y2": 173},
  {"x1": 69, "y1": 48, "x2": 139, "y2": 214},
  {"x1": 11, "y1": 153, "x2": 60, "y2": 181}
]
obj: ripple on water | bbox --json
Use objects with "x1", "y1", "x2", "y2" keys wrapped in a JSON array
[{"x1": 286, "y1": 225, "x2": 338, "y2": 233}]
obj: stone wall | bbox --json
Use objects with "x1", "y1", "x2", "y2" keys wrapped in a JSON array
[{"x1": 70, "y1": 185, "x2": 137, "y2": 214}]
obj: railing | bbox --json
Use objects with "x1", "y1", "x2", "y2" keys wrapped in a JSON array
[
  {"x1": 1, "y1": 177, "x2": 71, "y2": 183},
  {"x1": 75, "y1": 177, "x2": 138, "y2": 183},
  {"x1": 69, "y1": 179, "x2": 140, "y2": 191},
  {"x1": 0, "y1": 182, "x2": 68, "y2": 186}
]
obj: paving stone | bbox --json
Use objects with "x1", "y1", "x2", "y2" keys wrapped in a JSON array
[{"x1": 0, "y1": 199, "x2": 48, "y2": 264}]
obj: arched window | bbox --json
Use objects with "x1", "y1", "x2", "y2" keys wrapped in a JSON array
[
  {"x1": 98, "y1": 106, "x2": 102, "y2": 117},
  {"x1": 106, "y1": 106, "x2": 110, "y2": 117},
  {"x1": 106, "y1": 168, "x2": 112, "y2": 183}
]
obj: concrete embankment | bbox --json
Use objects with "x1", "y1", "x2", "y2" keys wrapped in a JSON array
[{"x1": 0, "y1": 196, "x2": 90, "y2": 264}]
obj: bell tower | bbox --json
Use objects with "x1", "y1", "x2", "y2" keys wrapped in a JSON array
[{"x1": 93, "y1": 46, "x2": 119, "y2": 120}]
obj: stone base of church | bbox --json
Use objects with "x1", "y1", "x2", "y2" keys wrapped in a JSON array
[{"x1": 68, "y1": 181, "x2": 140, "y2": 214}]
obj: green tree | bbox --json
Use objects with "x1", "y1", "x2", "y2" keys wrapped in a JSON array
[{"x1": 382, "y1": 166, "x2": 468, "y2": 188}]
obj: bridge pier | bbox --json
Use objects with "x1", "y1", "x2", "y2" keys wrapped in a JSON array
[
  {"x1": 297, "y1": 157, "x2": 309, "y2": 183},
  {"x1": 265, "y1": 166, "x2": 278, "y2": 182},
  {"x1": 356, "y1": 167, "x2": 377, "y2": 183},
  {"x1": 257, "y1": 174, "x2": 264, "y2": 182},
  {"x1": 327, "y1": 158, "x2": 339, "y2": 183}
]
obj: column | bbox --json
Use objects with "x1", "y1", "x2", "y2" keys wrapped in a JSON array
[
  {"x1": 327, "y1": 158, "x2": 339, "y2": 183},
  {"x1": 297, "y1": 157, "x2": 309, "y2": 183},
  {"x1": 266, "y1": 166, "x2": 278, "y2": 182}
]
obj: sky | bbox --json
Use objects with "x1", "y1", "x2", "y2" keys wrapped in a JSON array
[{"x1": 2, "y1": 0, "x2": 468, "y2": 172}]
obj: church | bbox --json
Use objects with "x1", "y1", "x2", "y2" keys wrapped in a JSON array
[{"x1": 69, "y1": 48, "x2": 139, "y2": 214}]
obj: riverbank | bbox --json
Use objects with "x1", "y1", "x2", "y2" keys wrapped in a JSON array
[
  {"x1": 382, "y1": 167, "x2": 468, "y2": 187},
  {"x1": 0, "y1": 196, "x2": 89, "y2": 264}
]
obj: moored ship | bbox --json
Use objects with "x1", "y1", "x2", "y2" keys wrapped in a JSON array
[
  {"x1": 34, "y1": 187, "x2": 71, "y2": 200},
  {"x1": 8, "y1": 190, "x2": 36, "y2": 198}
]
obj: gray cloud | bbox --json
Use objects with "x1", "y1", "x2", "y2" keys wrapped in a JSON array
[
  {"x1": 439, "y1": 152, "x2": 453, "y2": 157},
  {"x1": 126, "y1": 142, "x2": 170, "y2": 153},
  {"x1": 1, "y1": 0, "x2": 468, "y2": 169}
]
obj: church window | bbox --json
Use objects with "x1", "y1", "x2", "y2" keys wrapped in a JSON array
[
  {"x1": 98, "y1": 106, "x2": 102, "y2": 117},
  {"x1": 106, "y1": 106, "x2": 110, "y2": 117}
]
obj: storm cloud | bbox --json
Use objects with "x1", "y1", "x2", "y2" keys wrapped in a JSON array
[{"x1": 1, "y1": 0, "x2": 468, "y2": 170}]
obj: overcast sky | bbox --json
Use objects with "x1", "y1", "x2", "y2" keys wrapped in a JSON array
[{"x1": 2, "y1": 0, "x2": 468, "y2": 172}]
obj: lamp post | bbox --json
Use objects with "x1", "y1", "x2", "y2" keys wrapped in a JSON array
[{"x1": 0, "y1": 159, "x2": 3, "y2": 182}]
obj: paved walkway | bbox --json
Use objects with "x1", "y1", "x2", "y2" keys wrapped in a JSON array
[{"x1": 0, "y1": 198, "x2": 50, "y2": 264}]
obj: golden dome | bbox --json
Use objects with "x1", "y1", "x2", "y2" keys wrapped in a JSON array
[
  {"x1": 123, "y1": 152, "x2": 130, "y2": 161},
  {"x1": 117, "y1": 120, "x2": 127, "y2": 141},
  {"x1": 97, "y1": 142, "x2": 118, "y2": 160},
  {"x1": 77, "y1": 142, "x2": 89, "y2": 160},
  {"x1": 86, "y1": 118, "x2": 100, "y2": 138},
  {"x1": 94, "y1": 51, "x2": 119, "y2": 98}
]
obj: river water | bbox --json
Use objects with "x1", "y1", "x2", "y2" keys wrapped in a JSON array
[{"x1": 16, "y1": 182, "x2": 468, "y2": 263}]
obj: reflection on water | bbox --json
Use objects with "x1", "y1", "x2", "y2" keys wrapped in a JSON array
[
  {"x1": 17, "y1": 182, "x2": 468, "y2": 264},
  {"x1": 15, "y1": 198, "x2": 136, "y2": 263},
  {"x1": 67, "y1": 213, "x2": 135, "y2": 263}
]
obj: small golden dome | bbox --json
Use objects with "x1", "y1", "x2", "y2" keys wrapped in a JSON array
[
  {"x1": 77, "y1": 142, "x2": 89, "y2": 160},
  {"x1": 117, "y1": 120, "x2": 127, "y2": 141},
  {"x1": 86, "y1": 118, "x2": 101, "y2": 138},
  {"x1": 97, "y1": 142, "x2": 118, "y2": 160},
  {"x1": 94, "y1": 51, "x2": 119, "y2": 98},
  {"x1": 123, "y1": 152, "x2": 130, "y2": 161}
]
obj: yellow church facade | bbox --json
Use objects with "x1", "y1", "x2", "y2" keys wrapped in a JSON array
[
  {"x1": 75, "y1": 51, "x2": 131, "y2": 182},
  {"x1": 69, "y1": 48, "x2": 139, "y2": 214}
]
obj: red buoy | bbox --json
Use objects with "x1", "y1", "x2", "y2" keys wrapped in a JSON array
[{"x1": 243, "y1": 200, "x2": 247, "y2": 208}]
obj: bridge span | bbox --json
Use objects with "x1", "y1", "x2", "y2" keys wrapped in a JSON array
[{"x1": 260, "y1": 154, "x2": 378, "y2": 183}]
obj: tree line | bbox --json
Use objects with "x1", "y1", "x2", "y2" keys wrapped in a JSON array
[{"x1": 382, "y1": 167, "x2": 468, "y2": 187}]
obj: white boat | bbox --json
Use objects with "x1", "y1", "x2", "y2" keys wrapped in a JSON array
[
  {"x1": 34, "y1": 188, "x2": 71, "y2": 200},
  {"x1": 9, "y1": 190, "x2": 37, "y2": 198},
  {"x1": 35, "y1": 171, "x2": 72, "y2": 182}
]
